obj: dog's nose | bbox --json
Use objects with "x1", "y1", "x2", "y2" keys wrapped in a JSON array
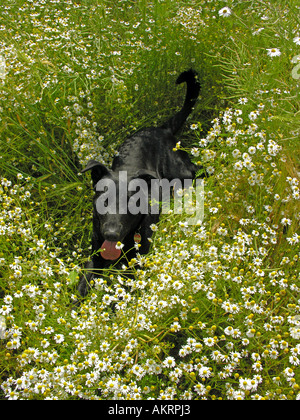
[{"x1": 103, "y1": 223, "x2": 122, "y2": 242}]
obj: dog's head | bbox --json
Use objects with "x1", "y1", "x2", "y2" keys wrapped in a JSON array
[{"x1": 82, "y1": 160, "x2": 157, "y2": 260}]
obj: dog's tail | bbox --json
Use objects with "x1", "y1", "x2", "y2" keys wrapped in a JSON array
[{"x1": 162, "y1": 69, "x2": 200, "y2": 135}]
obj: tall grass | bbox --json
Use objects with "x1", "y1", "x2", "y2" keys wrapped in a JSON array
[{"x1": 0, "y1": 0, "x2": 299, "y2": 400}]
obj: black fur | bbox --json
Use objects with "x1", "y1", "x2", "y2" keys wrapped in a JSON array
[{"x1": 78, "y1": 69, "x2": 200, "y2": 297}]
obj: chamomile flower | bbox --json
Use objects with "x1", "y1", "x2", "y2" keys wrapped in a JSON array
[
  {"x1": 293, "y1": 36, "x2": 300, "y2": 45},
  {"x1": 238, "y1": 97, "x2": 248, "y2": 105},
  {"x1": 163, "y1": 356, "x2": 176, "y2": 368},
  {"x1": 266, "y1": 48, "x2": 281, "y2": 57},
  {"x1": 53, "y1": 334, "x2": 64, "y2": 344},
  {"x1": 218, "y1": 7, "x2": 232, "y2": 17}
]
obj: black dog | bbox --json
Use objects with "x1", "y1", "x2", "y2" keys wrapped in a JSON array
[{"x1": 78, "y1": 69, "x2": 200, "y2": 297}]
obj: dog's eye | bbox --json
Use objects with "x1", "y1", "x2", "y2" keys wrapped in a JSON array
[{"x1": 97, "y1": 186, "x2": 108, "y2": 195}]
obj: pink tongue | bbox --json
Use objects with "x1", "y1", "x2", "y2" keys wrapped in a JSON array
[{"x1": 101, "y1": 240, "x2": 121, "y2": 261}]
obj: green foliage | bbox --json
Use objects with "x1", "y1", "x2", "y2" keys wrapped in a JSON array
[{"x1": 0, "y1": 0, "x2": 299, "y2": 400}]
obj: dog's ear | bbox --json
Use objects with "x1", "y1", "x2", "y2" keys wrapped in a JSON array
[{"x1": 81, "y1": 159, "x2": 110, "y2": 187}]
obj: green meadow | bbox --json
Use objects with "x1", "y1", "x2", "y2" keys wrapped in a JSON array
[{"x1": 0, "y1": 0, "x2": 299, "y2": 400}]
